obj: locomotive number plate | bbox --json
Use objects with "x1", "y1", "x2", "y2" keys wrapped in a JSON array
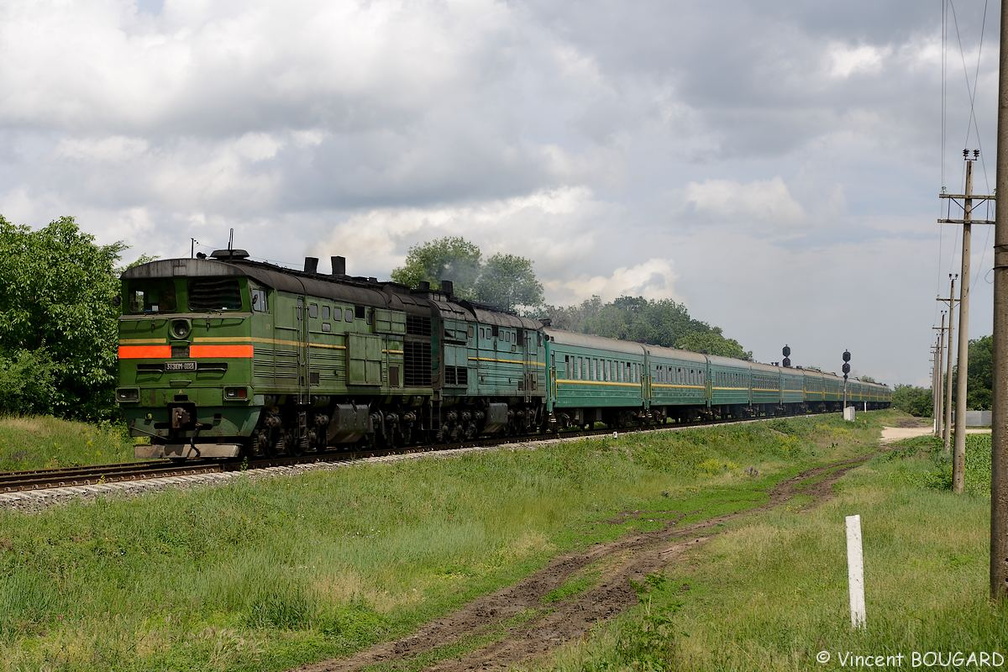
[{"x1": 165, "y1": 361, "x2": 197, "y2": 372}]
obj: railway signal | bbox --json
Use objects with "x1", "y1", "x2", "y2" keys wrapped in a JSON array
[{"x1": 842, "y1": 350, "x2": 851, "y2": 414}]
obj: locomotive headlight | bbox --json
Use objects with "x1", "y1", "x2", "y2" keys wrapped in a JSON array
[
  {"x1": 169, "y1": 318, "x2": 192, "y2": 340},
  {"x1": 116, "y1": 387, "x2": 139, "y2": 403},
  {"x1": 224, "y1": 387, "x2": 248, "y2": 401}
]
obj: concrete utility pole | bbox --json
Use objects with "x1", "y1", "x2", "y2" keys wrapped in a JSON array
[
  {"x1": 990, "y1": 0, "x2": 1008, "y2": 602},
  {"x1": 932, "y1": 313, "x2": 947, "y2": 437},
  {"x1": 937, "y1": 275, "x2": 958, "y2": 452},
  {"x1": 940, "y1": 152, "x2": 994, "y2": 492}
]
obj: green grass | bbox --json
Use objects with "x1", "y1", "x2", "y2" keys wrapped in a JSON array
[
  {"x1": 918, "y1": 432, "x2": 993, "y2": 495},
  {"x1": 0, "y1": 412, "x2": 895, "y2": 671},
  {"x1": 543, "y1": 429, "x2": 1008, "y2": 671},
  {"x1": 0, "y1": 416, "x2": 135, "y2": 471}
]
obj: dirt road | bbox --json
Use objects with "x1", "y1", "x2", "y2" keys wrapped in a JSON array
[{"x1": 293, "y1": 437, "x2": 897, "y2": 672}]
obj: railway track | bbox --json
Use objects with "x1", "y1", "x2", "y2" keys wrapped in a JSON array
[
  {"x1": 0, "y1": 461, "x2": 225, "y2": 492},
  {"x1": 0, "y1": 410, "x2": 863, "y2": 501}
]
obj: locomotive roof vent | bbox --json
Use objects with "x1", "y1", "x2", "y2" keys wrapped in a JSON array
[
  {"x1": 304, "y1": 256, "x2": 319, "y2": 274},
  {"x1": 441, "y1": 280, "x2": 454, "y2": 296},
  {"x1": 210, "y1": 249, "x2": 250, "y2": 260},
  {"x1": 331, "y1": 256, "x2": 346, "y2": 276}
]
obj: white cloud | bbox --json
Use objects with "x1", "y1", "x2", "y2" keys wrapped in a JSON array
[
  {"x1": 683, "y1": 177, "x2": 806, "y2": 228},
  {"x1": 827, "y1": 42, "x2": 890, "y2": 79},
  {"x1": 308, "y1": 187, "x2": 605, "y2": 279},
  {"x1": 56, "y1": 136, "x2": 149, "y2": 162},
  {"x1": 0, "y1": 0, "x2": 986, "y2": 387},
  {"x1": 544, "y1": 258, "x2": 680, "y2": 306}
]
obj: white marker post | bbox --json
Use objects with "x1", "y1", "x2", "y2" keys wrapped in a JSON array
[{"x1": 846, "y1": 514, "x2": 866, "y2": 629}]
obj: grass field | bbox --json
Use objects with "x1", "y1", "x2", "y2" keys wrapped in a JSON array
[
  {"x1": 0, "y1": 413, "x2": 895, "y2": 671},
  {"x1": 543, "y1": 432, "x2": 1008, "y2": 671},
  {"x1": 0, "y1": 416, "x2": 135, "y2": 471}
]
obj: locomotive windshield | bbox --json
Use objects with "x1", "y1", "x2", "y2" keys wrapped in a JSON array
[
  {"x1": 124, "y1": 277, "x2": 244, "y2": 313},
  {"x1": 126, "y1": 279, "x2": 177, "y2": 314}
]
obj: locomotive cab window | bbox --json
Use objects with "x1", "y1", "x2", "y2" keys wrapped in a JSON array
[
  {"x1": 126, "y1": 279, "x2": 177, "y2": 314},
  {"x1": 251, "y1": 287, "x2": 268, "y2": 313}
]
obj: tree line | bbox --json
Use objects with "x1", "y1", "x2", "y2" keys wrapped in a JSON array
[
  {"x1": 891, "y1": 335, "x2": 993, "y2": 417},
  {"x1": 0, "y1": 224, "x2": 751, "y2": 422},
  {"x1": 394, "y1": 237, "x2": 752, "y2": 360}
]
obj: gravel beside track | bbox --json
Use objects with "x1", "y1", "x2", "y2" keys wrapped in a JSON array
[{"x1": 0, "y1": 415, "x2": 902, "y2": 514}]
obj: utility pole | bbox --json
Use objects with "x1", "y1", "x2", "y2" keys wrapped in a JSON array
[
  {"x1": 940, "y1": 151, "x2": 994, "y2": 493},
  {"x1": 932, "y1": 312, "x2": 947, "y2": 437},
  {"x1": 990, "y1": 0, "x2": 1008, "y2": 602},
  {"x1": 937, "y1": 275, "x2": 958, "y2": 452}
]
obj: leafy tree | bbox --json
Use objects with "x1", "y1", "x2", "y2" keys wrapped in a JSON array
[
  {"x1": 546, "y1": 295, "x2": 752, "y2": 360},
  {"x1": 391, "y1": 237, "x2": 482, "y2": 299},
  {"x1": 393, "y1": 236, "x2": 751, "y2": 356},
  {"x1": 892, "y1": 384, "x2": 933, "y2": 417},
  {"x1": 392, "y1": 236, "x2": 544, "y2": 313},
  {"x1": 0, "y1": 215, "x2": 124, "y2": 419},
  {"x1": 966, "y1": 334, "x2": 992, "y2": 411},
  {"x1": 675, "y1": 328, "x2": 751, "y2": 360},
  {"x1": 473, "y1": 253, "x2": 544, "y2": 314},
  {"x1": 946, "y1": 335, "x2": 993, "y2": 411}
]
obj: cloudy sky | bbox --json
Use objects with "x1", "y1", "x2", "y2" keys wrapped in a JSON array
[{"x1": 0, "y1": 0, "x2": 997, "y2": 386}]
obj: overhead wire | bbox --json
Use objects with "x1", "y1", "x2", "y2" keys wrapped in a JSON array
[{"x1": 947, "y1": 0, "x2": 987, "y2": 294}]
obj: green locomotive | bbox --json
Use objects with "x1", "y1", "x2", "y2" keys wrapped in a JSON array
[
  {"x1": 116, "y1": 251, "x2": 891, "y2": 459},
  {"x1": 117, "y1": 250, "x2": 544, "y2": 458}
]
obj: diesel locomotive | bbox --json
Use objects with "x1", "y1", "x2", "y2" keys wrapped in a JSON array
[{"x1": 115, "y1": 250, "x2": 891, "y2": 459}]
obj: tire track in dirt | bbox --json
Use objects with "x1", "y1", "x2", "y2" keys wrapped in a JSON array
[{"x1": 293, "y1": 448, "x2": 884, "y2": 672}]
